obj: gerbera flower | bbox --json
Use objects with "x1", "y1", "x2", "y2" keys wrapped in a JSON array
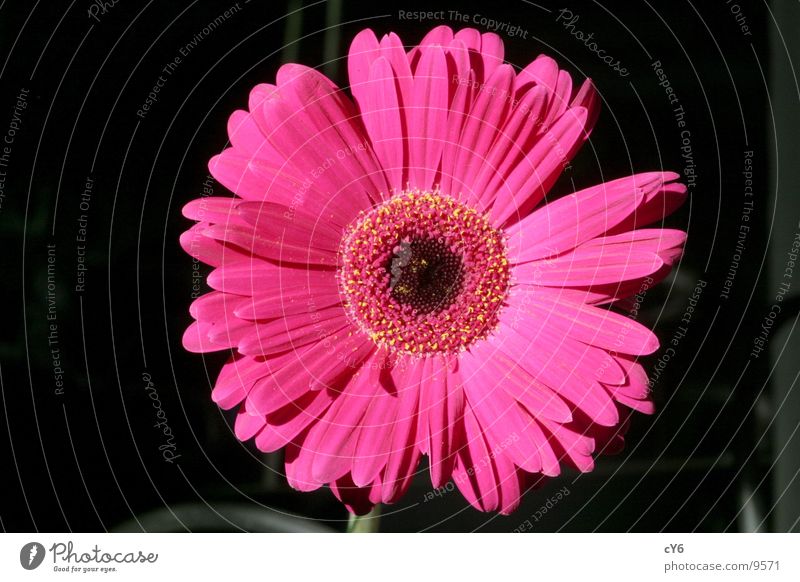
[{"x1": 180, "y1": 25, "x2": 686, "y2": 515}]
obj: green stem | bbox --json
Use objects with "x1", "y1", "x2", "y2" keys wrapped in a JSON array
[{"x1": 346, "y1": 505, "x2": 381, "y2": 533}]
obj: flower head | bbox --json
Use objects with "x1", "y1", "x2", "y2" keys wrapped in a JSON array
[{"x1": 181, "y1": 26, "x2": 686, "y2": 515}]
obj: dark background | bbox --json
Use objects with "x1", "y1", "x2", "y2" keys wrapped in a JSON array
[{"x1": 1, "y1": 0, "x2": 798, "y2": 532}]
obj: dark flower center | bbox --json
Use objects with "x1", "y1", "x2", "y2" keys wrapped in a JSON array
[{"x1": 388, "y1": 238, "x2": 464, "y2": 314}]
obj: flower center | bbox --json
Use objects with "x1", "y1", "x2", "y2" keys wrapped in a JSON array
[
  {"x1": 388, "y1": 238, "x2": 464, "y2": 314},
  {"x1": 338, "y1": 190, "x2": 510, "y2": 356}
]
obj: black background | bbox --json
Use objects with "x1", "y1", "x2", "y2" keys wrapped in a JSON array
[{"x1": 0, "y1": 0, "x2": 795, "y2": 532}]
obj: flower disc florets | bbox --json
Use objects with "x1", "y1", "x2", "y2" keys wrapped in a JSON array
[{"x1": 338, "y1": 190, "x2": 510, "y2": 356}]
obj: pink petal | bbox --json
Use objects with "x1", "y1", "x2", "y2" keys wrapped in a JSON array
[
  {"x1": 423, "y1": 356, "x2": 463, "y2": 488},
  {"x1": 450, "y1": 65, "x2": 514, "y2": 205},
  {"x1": 207, "y1": 317, "x2": 255, "y2": 350},
  {"x1": 227, "y1": 109, "x2": 279, "y2": 160},
  {"x1": 189, "y1": 290, "x2": 233, "y2": 321},
  {"x1": 188, "y1": 292, "x2": 260, "y2": 351},
  {"x1": 275, "y1": 64, "x2": 388, "y2": 199},
  {"x1": 489, "y1": 106, "x2": 590, "y2": 227},
  {"x1": 452, "y1": 407, "x2": 500, "y2": 512},
  {"x1": 494, "y1": 453, "x2": 525, "y2": 516},
  {"x1": 515, "y1": 55, "x2": 559, "y2": 99},
  {"x1": 539, "y1": 420, "x2": 596, "y2": 473},
  {"x1": 234, "y1": 407, "x2": 266, "y2": 441},
  {"x1": 453, "y1": 28, "x2": 480, "y2": 49},
  {"x1": 460, "y1": 347, "x2": 572, "y2": 423},
  {"x1": 236, "y1": 200, "x2": 343, "y2": 251},
  {"x1": 609, "y1": 176, "x2": 687, "y2": 233},
  {"x1": 408, "y1": 44, "x2": 448, "y2": 190},
  {"x1": 180, "y1": 224, "x2": 250, "y2": 268},
  {"x1": 213, "y1": 355, "x2": 271, "y2": 409},
  {"x1": 254, "y1": 388, "x2": 334, "y2": 452},
  {"x1": 207, "y1": 259, "x2": 335, "y2": 296},
  {"x1": 409, "y1": 26, "x2": 454, "y2": 70},
  {"x1": 515, "y1": 248, "x2": 664, "y2": 287},
  {"x1": 182, "y1": 197, "x2": 245, "y2": 224},
  {"x1": 444, "y1": 38, "x2": 471, "y2": 90},
  {"x1": 352, "y1": 388, "x2": 404, "y2": 488},
  {"x1": 512, "y1": 288, "x2": 660, "y2": 355},
  {"x1": 182, "y1": 321, "x2": 226, "y2": 353},
  {"x1": 496, "y1": 297, "x2": 627, "y2": 384},
  {"x1": 570, "y1": 78, "x2": 600, "y2": 130},
  {"x1": 201, "y1": 222, "x2": 337, "y2": 266},
  {"x1": 479, "y1": 33, "x2": 504, "y2": 80},
  {"x1": 583, "y1": 228, "x2": 687, "y2": 256},
  {"x1": 472, "y1": 85, "x2": 550, "y2": 209},
  {"x1": 284, "y1": 429, "x2": 325, "y2": 492},
  {"x1": 613, "y1": 393, "x2": 655, "y2": 414},
  {"x1": 485, "y1": 319, "x2": 621, "y2": 426},
  {"x1": 351, "y1": 369, "x2": 401, "y2": 487},
  {"x1": 348, "y1": 28, "x2": 382, "y2": 105},
  {"x1": 256, "y1": 70, "x2": 378, "y2": 220},
  {"x1": 520, "y1": 229, "x2": 684, "y2": 296},
  {"x1": 234, "y1": 289, "x2": 341, "y2": 320},
  {"x1": 547, "y1": 262, "x2": 674, "y2": 307},
  {"x1": 506, "y1": 173, "x2": 649, "y2": 263},
  {"x1": 439, "y1": 68, "x2": 474, "y2": 198},
  {"x1": 413, "y1": 357, "x2": 433, "y2": 456},
  {"x1": 452, "y1": 28, "x2": 483, "y2": 80},
  {"x1": 379, "y1": 32, "x2": 414, "y2": 102},
  {"x1": 360, "y1": 57, "x2": 405, "y2": 191},
  {"x1": 310, "y1": 352, "x2": 385, "y2": 483},
  {"x1": 247, "y1": 83, "x2": 279, "y2": 127},
  {"x1": 380, "y1": 362, "x2": 423, "y2": 503},
  {"x1": 209, "y1": 149, "x2": 308, "y2": 204},
  {"x1": 462, "y1": 379, "x2": 544, "y2": 473},
  {"x1": 245, "y1": 335, "x2": 373, "y2": 415},
  {"x1": 524, "y1": 418, "x2": 561, "y2": 477},
  {"x1": 237, "y1": 306, "x2": 350, "y2": 356},
  {"x1": 543, "y1": 70, "x2": 573, "y2": 129},
  {"x1": 460, "y1": 351, "x2": 562, "y2": 477},
  {"x1": 610, "y1": 354, "x2": 650, "y2": 399}
]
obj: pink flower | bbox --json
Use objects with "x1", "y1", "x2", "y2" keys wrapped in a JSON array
[{"x1": 180, "y1": 26, "x2": 686, "y2": 515}]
